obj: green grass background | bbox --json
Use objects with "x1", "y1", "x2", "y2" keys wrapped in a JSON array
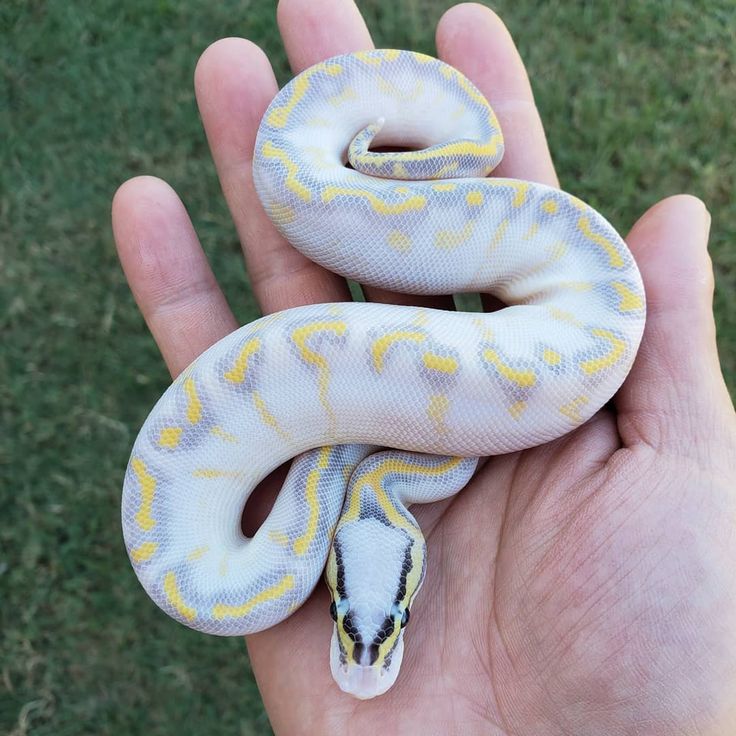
[{"x1": 1, "y1": 0, "x2": 734, "y2": 733}]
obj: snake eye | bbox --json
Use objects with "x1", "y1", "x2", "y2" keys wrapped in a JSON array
[
  {"x1": 329, "y1": 601, "x2": 338, "y2": 622},
  {"x1": 400, "y1": 608, "x2": 410, "y2": 628}
]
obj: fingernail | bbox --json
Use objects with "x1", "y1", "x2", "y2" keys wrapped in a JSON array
[{"x1": 693, "y1": 195, "x2": 711, "y2": 236}]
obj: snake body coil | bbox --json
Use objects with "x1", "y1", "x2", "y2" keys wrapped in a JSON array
[{"x1": 122, "y1": 50, "x2": 645, "y2": 700}]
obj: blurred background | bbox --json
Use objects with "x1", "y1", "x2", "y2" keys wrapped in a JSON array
[{"x1": 1, "y1": 0, "x2": 734, "y2": 733}]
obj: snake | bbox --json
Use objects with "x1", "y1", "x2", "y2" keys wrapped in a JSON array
[{"x1": 122, "y1": 49, "x2": 646, "y2": 700}]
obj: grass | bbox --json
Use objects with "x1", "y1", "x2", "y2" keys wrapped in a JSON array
[{"x1": 1, "y1": 0, "x2": 734, "y2": 733}]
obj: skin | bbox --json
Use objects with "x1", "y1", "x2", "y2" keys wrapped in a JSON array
[{"x1": 111, "y1": 1, "x2": 736, "y2": 733}]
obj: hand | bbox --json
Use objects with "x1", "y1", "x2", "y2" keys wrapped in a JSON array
[{"x1": 112, "y1": 1, "x2": 736, "y2": 733}]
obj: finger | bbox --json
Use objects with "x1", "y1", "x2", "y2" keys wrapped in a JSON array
[
  {"x1": 277, "y1": 0, "x2": 372, "y2": 73},
  {"x1": 277, "y1": 0, "x2": 456, "y2": 311},
  {"x1": 194, "y1": 37, "x2": 351, "y2": 314},
  {"x1": 112, "y1": 176, "x2": 237, "y2": 377},
  {"x1": 437, "y1": 4, "x2": 558, "y2": 313},
  {"x1": 615, "y1": 195, "x2": 734, "y2": 448},
  {"x1": 437, "y1": 3, "x2": 558, "y2": 187}
]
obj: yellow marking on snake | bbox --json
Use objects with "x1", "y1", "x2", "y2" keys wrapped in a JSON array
[
  {"x1": 293, "y1": 446, "x2": 332, "y2": 555},
  {"x1": 250, "y1": 312, "x2": 284, "y2": 333},
  {"x1": 192, "y1": 469, "x2": 244, "y2": 479},
  {"x1": 560, "y1": 395, "x2": 590, "y2": 423},
  {"x1": 261, "y1": 142, "x2": 312, "y2": 203},
  {"x1": 267, "y1": 75, "x2": 311, "y2": 128},
  {"x1": 354, "y1": 49, "x2": 401, "y2": 64},
  {"x1": 130, "y1": 541, "x2": 158, "y2": 563},
  {"x1": 578, "y1": 216, "x2": 625, "y2": 268},
  {"x1": 542, "y1": 348, "x2": 562, "y2": 366},
  {"x1": 377, "y1": 76, "x2": 424, "y2": 103},
  {"x1": 522, "y1": 222, "x2": 540, "y2": 240},
  {"x1": 433, "y1": 162, "x2": 460, "y2": 178},
  {"x1": 550, "y1": 242, "x2": 567, "y2": 261},
  {"x1": 163, "y1": 572, "x2": 197, "y2": 622},
  {"x1": 524, "y1": 241, "x2": 568, "y2": 278},
  {"x1": 211, "y1": 426, "x2": 239, "y2": 443},
  {"x1": 158, "y1": 427, "x2": 182, "y2": 449},
  {"x1": 559, "y1": 281, "x2": 593, "y2": 291},
  {"x1": 432, "y1": 182, "x2": 457, "y2": 192},
  {"x1": 392, "y1": 163, "x2": 409, "y2": 178},
  {"x1": 212, "y1": 574, "x2": 295, "y2": 620},
  {"x1": 611, "y1": 281, "x2": 644, "y2": 312},
  {"x1": 132, "y1": 458, "x2": 156, "y2": 531},
  {"x1": 569, "y1": 195, "x2": 588, "y2": 211},
  {"x1": 440, "y1": 64, "x2": 490, "y2": 109},
  {"x1": 385, "y1": 138, "x2": 501, "y2": 163},
  {"x1": 187, "y1": 546, "x2": 209, "y2": 561},
  {"x1": 183, "y1": 377, "x2": 202, "y2": 424},
  {"x1": 580, "y1": 329, "x2": 626, "y2": 375},
  {"x1": 267, "y1": 63, "x2": 342, "y2": 128},
  {"x1": 224, "y1": 338, "x2": 262, "y2": 384},
  {"x1": 252, "y1": 390, "x2": 290, "y2": 440},
  {"x1": 489, "y1": 218, "x2": 510, "y2": 252},
  {"x1": 510, "y1": 182, "x2": 530, "y2": 206},
  {"x1": 466, "y1": 190, "x2": 484, "y2": 206},
  {"x1": 548, "y1": 307, "x2": 582, "y2": 326},
  {"x1": 422, "y1": 353, "x2": 458, "y2": 374},
  {"x1": 355, "y1": 50, "x2": 385, "y2": 65},
  {"x1": 306, "y1": 116, "x2": 331, "y2": 127},
  {"x1": 508, "y1": 400, "x2": 527, "y2": 419},
  {"x1": 269, "y1": 531, "x2": 290, "y2": 547},
  {"x1": 387, "y1": 230, "x2": 412, "y2": 252},
  {"x1": 372, "y1": 330, "x2": 426, "y2": 372},
  {"x1": 321, "y1": 187, "x2": 426, "y2": 214},
  {"x1": 347, "y1": 456, "x2": 464, "y2": 524},
  {"x1": 435, "y1": 220, "x2": 475, "y2": 249},
  {"x1": 329, "y1": 86, "x2": 358, "y2": 106},
  {"x1": 427, "y1": 394, "x2": 450, "y2": 434},
  {"x1": 292, "y1": 321, "x2": 348, "y2": 418},
  {"x1": 473, "y1": 317, "x2": 494, "y2": 341},
  {"x1": 483, "y1": 349, "x2": 537, "y2": 388},
  {"x1": 542, "y1": 199, "x2": 559, "y2": 214},
  {"x1": 486, "y1": 179, "x2": 529, "y2": 207},
  {"x1": 268, "y1": 201, "x2": 297, "y2": 224}
]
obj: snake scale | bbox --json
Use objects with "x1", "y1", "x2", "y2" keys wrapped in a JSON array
[{"x1": 122, "y1": 49, "x2": 646, "y2": 699}]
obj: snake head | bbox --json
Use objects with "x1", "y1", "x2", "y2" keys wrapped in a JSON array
[
  {"x1": 325, "y1": 516, "x2": 424, "y2": 700},
  {"x1": 327, "y1": 595, "x2": 410, "y2": 699}
]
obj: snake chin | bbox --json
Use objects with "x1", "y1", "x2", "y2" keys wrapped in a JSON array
[{"x1": 329, "y1": 628, "x2": 404, "y2": 700}]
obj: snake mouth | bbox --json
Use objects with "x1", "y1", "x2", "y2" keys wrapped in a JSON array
[{"x1": 329, "y1": 628, "x2": 405, "y2": 700}]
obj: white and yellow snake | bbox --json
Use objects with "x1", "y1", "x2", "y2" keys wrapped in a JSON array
[{"x1": 122, "y1": 49, "x2": 646, "y2": 700}]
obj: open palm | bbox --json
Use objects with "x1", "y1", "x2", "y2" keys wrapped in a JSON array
[{"x1": 112, "y1": 1, "x2": 736, "y2": 733}]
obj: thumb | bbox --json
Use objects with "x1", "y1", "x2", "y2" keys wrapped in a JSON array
[{"x1": 614, "y1": 195, "x2": 735, "y2": 450}]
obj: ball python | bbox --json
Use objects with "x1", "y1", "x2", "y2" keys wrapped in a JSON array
[{"x1": 122, "y1": 49, "x2": 646, "y2": 700}]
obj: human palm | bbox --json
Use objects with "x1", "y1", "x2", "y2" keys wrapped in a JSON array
[{"x1": 112, "y1": 1, "x2": 736, "y2": 733}]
